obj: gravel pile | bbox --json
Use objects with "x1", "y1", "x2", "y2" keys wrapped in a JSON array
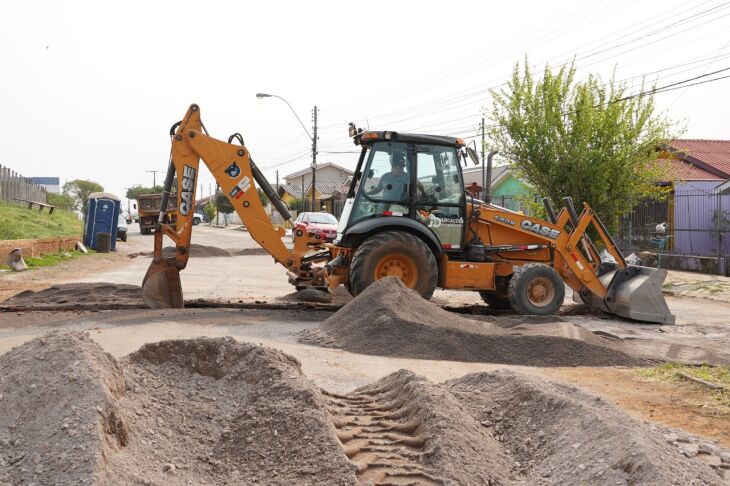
[
  {"x1": 2, "y1": 283, "x2": 142, "y2": 308},
  {"x1": 447, "y1": 370, "x2": 729, "y2": 484},
  {"x1": 300, "y1": 277, "x2": 642, "y2": 366},
  {"x1": 1, "y1": 332, "x2": 727, "y2": 485},
  {"x1": 0, "y1": 332, "x2": 355, "y2": 485}
]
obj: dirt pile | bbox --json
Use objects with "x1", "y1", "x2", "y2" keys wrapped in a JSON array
[
  {"x1": 329, "y1": 369, "x2": 729, "y2": 485},
  {"x1": 0, "y1": 332, "x2": 356, "y2": 485},
  {"x1": 327, "y1": 369, "x2": 512, "y2": 485},
  {"x1": 1, "y1": 332, "x2": 728, "y2": 484},
  {"x1": 129, "y1": 245, "x2": 269, "y2": 258},
  {"x1": 300, "y1": 277, "x2": 642, "y2": 366},
  {"x1": 1, "y1": 283, "x2": 142, "y2": 309},
  {"x1": 0, "y1": 331, "x2": 128, "y2": 485},
  {"x1": 446, "y1": 370, "x2": 729, "y2": 484},
  {"x1": 162, "y1": 244, "x2": 232, "y2": 257}
]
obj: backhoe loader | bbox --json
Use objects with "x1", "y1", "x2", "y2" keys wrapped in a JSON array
[{"x1": 142, "y1": 104, "x2": 675, "y2": 324}]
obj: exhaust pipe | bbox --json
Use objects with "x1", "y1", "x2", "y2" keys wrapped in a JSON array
[{"x1": 482, "y1": 150, "x2": 498, "y2": 204}]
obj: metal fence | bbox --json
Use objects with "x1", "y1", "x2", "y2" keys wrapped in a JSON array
[
  {"x1": 614, "y1": 185, "x2": 729, "y2": 274},
  {"x1": 0, "y1": 164, "x2": 47, "y2": 204}
]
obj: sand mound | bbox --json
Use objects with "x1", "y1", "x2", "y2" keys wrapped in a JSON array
[
  {"x1": 447, "y1": 370, "x2": 728, "y2": 484},
  {"x1": 0, "y1": 332, "x2": 356, "y2": 485},
  {"x1": 161, "y1": 244, "x2": 232, "y2": 258},
  {"x1": 327, "y1": 369, "x2": 512, "y2": 484},
  {"x1": 1, "y1": 283, "x2": 142, "y2": 308},
  {"x1": 301, "y1": 277, "x2": 642, "y2": 366},
  {"x1": 328, "y1": 369, "x2": 729, "y2": 485},
  {"x1": 2, "y1": 332, "x2": 728, "y2": 484},
  {"x1": 0, "y1": 331, "x2": 128, "y2": 485}
]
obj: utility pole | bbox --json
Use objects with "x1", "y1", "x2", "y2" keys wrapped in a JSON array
[
  {"x1": 311, "y1": 106, "x2": 318, "y2": 211},
  {"x1": 146, "y1": 170, "x2": 159, "y2": 187}
]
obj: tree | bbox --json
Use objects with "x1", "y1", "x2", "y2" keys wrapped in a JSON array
[
  {"x1": 257, "y1": 188, "x2": 269, "y2": 208},
  {"x1": 214, "y1": 191, "x2": 234, "y2": 224},
  {"x1": 126, "y1": 185, "x2": 164, "y2": 200},
  {"x1": 62, "y1": 179, "x2": 103, "y2": 213},
  {"x1": 286, "y1": 197, "x2": 305, "y2": 212},
  {"x1": 46, "y1": 193, "x2": 76, "y2": 211},
  {"x1": 488, "y1": 61, "x2": 675, "y2": 232},
  {"x1": 203, "y1": 201, "x2": 216, "y2": 224}
]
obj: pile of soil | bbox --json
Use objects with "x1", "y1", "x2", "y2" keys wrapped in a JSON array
[
  {"x1": 1, "y1": 332, "x2": 728, "y2": 484},
  {"x1": 128, "y1": 245, "x2": 268, "y2": 258},
  {"x1": 1, "y1": 283, "x2": 142, "y2": 309},
  {"x1": 0, "y1": 332, "x2": 355, "y2": 485},
  {"x1": 300, "y1": 277, "x2": 642, "y2": 366},
  {"x1": 446, "y1": 370, "x2": 729, "y2": 484},
  {"x1": 162, "y1": 244, "x2": 232, "y2": 258}
]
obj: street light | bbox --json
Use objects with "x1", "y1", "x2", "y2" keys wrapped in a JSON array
[{"x1": 257, "y1": 93, "x2": 318, "y2": 211}]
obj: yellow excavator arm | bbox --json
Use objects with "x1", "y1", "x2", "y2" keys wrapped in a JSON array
[{"x1": 142, "y1": 104, "x2": 330, "y2": 308}]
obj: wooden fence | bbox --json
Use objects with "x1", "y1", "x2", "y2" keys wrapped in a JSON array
[{"x1": 0, "y1": 164, "x2": 47, "y2": 204}]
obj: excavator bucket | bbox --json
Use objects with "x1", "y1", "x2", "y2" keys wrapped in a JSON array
[
  {"x1": 142, "y1": 259, "x2": 184, "y2": 309},
  {"x1": 584, "y1": 265, "x2": 675, "y2": 324}
]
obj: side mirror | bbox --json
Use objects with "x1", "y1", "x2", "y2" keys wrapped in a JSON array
[
  {"x1": 466, "y1": 147, "x2": 480, "y2": 166},
  {"x1": 367, "y1": 169, "x2": 374, "y2": 179}
]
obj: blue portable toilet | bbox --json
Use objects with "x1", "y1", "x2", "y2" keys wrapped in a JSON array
[{"x1": 84, "y1": 192, "x2": 121, "y2": 251}]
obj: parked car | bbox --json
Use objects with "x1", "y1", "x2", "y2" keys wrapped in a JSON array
[
  {"x1": 117, "y1": 214, "x2": 128, "y2": 242},
  {"x1": 293, "y1": 212, "x2": 339, "y2": 242},
  {"x1": 193, "y1": 212, "x2": 206, "y2": 225}
]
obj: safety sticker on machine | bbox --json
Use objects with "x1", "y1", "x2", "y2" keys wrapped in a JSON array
[
  {"x1": 228, "y1": 176, "x2": 252, "y2": 200},
  {"x1": 570, "y1": 253, "x2": 585, "y2": 270}
]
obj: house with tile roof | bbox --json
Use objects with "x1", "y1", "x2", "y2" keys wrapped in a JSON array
[{"x1": 623, "y1": 140, "x2": 730, "y2": 270}]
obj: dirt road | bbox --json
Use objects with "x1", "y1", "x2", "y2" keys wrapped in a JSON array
[{"x1": 1, "y1": 224, "x2": 729, "y2": 459}]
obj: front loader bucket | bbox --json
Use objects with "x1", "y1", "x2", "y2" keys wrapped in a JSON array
[
  {"x1": 142, "y1": 259, "x2": 184, "y2": 309},
  {"x1": 587, "y1": 265, "x2": 675, "y2": 324}
]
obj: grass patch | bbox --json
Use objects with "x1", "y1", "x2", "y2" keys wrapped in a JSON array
[
  {"x1": 694, "y1": 282, "x2": 729, "y2": 294},
  {"x1": 0, "y1": 201, "x2": 83, "y2": 240},
  {"x1": 0, "y1": 249, "x2": 93, "y2": 271},
  {"x1": 636, "y1": 363, "x2": 730, "y2": 408}
]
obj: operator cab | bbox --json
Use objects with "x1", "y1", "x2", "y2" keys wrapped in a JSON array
[{"x1": 337, "y1": 128, "x2": 476, "y2": 253}]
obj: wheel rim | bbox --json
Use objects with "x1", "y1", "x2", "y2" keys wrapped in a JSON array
[
  {"x1": 374, "y1": 253, "x2": 418, "y2": 288},
  {"x1": 526, "y1": 277, "x2": 555, "y2": 307}
]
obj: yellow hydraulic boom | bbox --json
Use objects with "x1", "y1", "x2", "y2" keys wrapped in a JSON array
[{"x1": 142, "y1": 104, "x2": 335, "y2": 308}]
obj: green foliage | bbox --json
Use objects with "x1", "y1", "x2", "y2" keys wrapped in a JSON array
[
  {"x1": 0, "y1": 202, "x2": 83, "y2": 240},
  {"x1": 286, "y1": 198, "x2": 305, "y2": 212},
  {"x1": 0, "y1": 249, "x2": 94, "y2": 271},
  {"x1": 62, "y1": 179, "x2": 104, "y2": 214},
  {"x1": 215, "y1": 191, "x2": 234, "y2": 214},
  {"x1": 126, "y1": 185, "x2": 163, "y2": 199},
  {"x1": 488, "y1": 61, "x2": 676, "y2": 232},
  {"x1": 257, "y1": 188, "x2": 269, "y2": 207},
  {"x1": 203, "y1": 202, "x2": 216, "y2": 223},
  {"x1": 46, "y1": 193, "x2": 76, "y2": 211}
]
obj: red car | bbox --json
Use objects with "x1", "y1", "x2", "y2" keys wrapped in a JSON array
[{"x1": 293, "y1": 212, "x2": 339, "y2": 242}]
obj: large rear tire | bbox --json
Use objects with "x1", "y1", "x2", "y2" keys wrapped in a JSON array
[
  {"x1": 508, "y1": 263, "x2": 565, "y2": 316},
  {"x1": 349, "y1": 231, "x2": 438, "y2": 300}
]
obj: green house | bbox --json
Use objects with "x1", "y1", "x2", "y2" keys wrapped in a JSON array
[{"x1": 462, "y1": 165, "x2": 531, "y2": 212}]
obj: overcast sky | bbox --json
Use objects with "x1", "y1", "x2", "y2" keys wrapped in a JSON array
[{"x1": 2, "y1": 0, "x2": 729, "y2": 203}]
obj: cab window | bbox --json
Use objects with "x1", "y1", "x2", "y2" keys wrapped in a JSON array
[{"x1": 351, "y1": 141, "x2": 411, "y2": 220}]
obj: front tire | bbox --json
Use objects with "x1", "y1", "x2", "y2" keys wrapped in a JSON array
[
  {"x1": 508, "y1": 264, "x2": 565, "y2": 316},
  {"x1": 193, "y1": 217, "x2": 201, "y2": 225},
  {"x1": 349, "y1": 231, "x2": 438, "y2": 299}
]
